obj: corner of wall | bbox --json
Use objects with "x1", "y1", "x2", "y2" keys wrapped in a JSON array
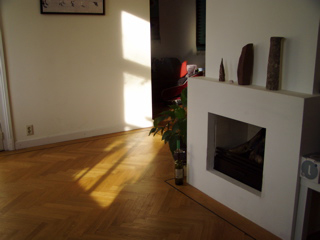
[{"x1": 313, "y1": 21, "x2": 320, "y2": 94}]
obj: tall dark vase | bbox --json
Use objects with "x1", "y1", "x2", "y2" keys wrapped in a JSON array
[
  {"x1": 219, "y1": 58, "x2": 225, "y2": 82},
  {"x1": 237, "y1": 43, "x2": 254, "y2": 85},
  {"x1": 266, "y1": 37, "x2": 284, "y2": 90}
]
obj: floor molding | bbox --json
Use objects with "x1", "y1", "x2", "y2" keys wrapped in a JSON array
[
  {"x1": 165, "y1": 178, "x2": 280, "y2": 240},
  {"x1": 0, "y1": 128, "x2": 150, "y2": 157}
]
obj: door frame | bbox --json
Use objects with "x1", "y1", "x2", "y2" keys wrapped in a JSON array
[{"x1": 0, "y1": 28, "x2": 14, "y2": 151}]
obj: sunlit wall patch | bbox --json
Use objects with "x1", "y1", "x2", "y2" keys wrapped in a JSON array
[
  {"x1": 121, "y1": 11, "x2": 151, "y2": 67},
  {"x1": 123, "y1": 72, "x2": 152, "y2": 130}
]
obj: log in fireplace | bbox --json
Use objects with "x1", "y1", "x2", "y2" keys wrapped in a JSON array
[
  {"x1": 214, "y1": 128, "x2": 266, "y2": 191},
  {"x1": 207, "y1": 112, "x2": 266, "y2": 191}
]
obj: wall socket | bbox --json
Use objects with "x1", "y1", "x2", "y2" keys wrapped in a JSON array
[{"x1": 26, "y1": 125, "x2": 34, "y2": 136}]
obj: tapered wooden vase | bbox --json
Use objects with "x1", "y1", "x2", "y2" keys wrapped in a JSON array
[
  {"x1": 266, "y1": 37, "x2": 284, "y2": 90},
  {"x1": 219, "y1": 58, "x2": 225, "y2": 82},
  {"x1": 237, "y1": 43, "x2": 254, "y2": 85}
]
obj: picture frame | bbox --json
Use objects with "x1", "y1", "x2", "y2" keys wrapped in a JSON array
[{"x1": 40, "y1": 0, "x2": 105, "y2": 15}]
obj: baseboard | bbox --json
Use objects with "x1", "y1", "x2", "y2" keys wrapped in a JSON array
[
  {"x1": 165, "y1": 179, "x2": 281, "y2": 240},
  {"x1": 14, "y1": 126, "x2": 145, "y2": 150}
]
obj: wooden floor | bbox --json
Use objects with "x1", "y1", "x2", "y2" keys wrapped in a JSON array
[{"x1": 0, "y1": 129, "x2": 279, "y2": 240}]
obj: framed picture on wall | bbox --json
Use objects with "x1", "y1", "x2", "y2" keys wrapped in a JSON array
[{"x1": 40, "y1": 0, "x2": 105, "y2": 15}]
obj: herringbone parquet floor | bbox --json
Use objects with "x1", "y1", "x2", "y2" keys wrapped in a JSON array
[{"x1": 0, "y1": 129, "x2": 278, "y2": 240}]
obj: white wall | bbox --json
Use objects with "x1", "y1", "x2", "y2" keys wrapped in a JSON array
[
  {"x1": 206, "y1": 0, "x2": 320, "y2": 94},
  {"x1": 0, "y1": 0, "x2": 152, "y2": 149},
  {"x1": 151, "y1": 0, "x2": 205, "y2": 68}
]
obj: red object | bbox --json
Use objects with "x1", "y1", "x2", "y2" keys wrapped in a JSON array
[
  {"x1": 180, "y1": 61, "x2": 188, "y2": 78},
  {"x1": 161, "y1": 60, "x2": 188, "y2": 101},
  {"x1": 161, "y1": 67, "x2": 204, "y2": 101}
]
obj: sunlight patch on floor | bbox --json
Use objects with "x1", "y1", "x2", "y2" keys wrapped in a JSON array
[{"x1": 73, "y1": 143, "x2": 162, "y2": 207}]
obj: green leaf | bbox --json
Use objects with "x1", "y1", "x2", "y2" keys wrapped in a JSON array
[
  {"x1": 165, "y1": 122, "x2": 170, "y2": 131},
  {"x1": 172, "y1": 120, "x2": 180, "y2": 134},
  {"x1": 154, "y1": 127, "x2": 164, "y2": 136},
  {"x1": 149, "y1": 128, "x2": 156, "y2": 136},
  {"x1": 159, "y1": 110, "x2": 175, "y2": 119},
  {"x1": 153, "y1": 116, "x2": 166, "y2": 128},
  {"x1": 162, "y1": 130, "x2": 172, "y2": 143},
  {"x1": 174, "y1": 107, "x2": 186, "y2": 120},
  {"x1": 169, "y1": 104, "x2": 180, "y2": 110},
  {"x1": 150, "y1": 86, "x2": 188, "y2": 153},
  {"x1": 169, "y1": 134, "x2": 180, "y2": 155}
]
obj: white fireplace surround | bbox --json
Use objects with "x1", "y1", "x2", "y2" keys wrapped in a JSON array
[{"x1": 187, "y1": 77, "x2": 320, "y2": 240}]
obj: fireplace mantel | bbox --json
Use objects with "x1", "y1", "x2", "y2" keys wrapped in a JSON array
[{"x1": 187, "y1": 77, "x2": 320, "y2": 240}]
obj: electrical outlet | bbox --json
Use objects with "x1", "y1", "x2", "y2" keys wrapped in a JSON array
[{"x1": 26, "y1": 125, "x2": 34, "y2": 136}]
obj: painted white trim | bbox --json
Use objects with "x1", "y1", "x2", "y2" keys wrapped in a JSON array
[
  {"x1": 14, "y1": 126, "x2": 142, "y2": 150},
  {"x1": 0, "y1": 29, "x2": 15, "y2": 150}
]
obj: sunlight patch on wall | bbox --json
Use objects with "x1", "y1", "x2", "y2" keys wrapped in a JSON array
[
  {"x1": 123, "y1": 72, "x2": 152, "y2": 130},
  {"x1": 121, "y1": 11, "x2": 151, "y2": 67}
]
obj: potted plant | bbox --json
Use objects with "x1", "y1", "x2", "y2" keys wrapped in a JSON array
[{"x1": 149, "y1": 88, "x2": 187, "y2": 155}]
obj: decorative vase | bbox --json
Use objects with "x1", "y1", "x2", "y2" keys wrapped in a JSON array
[
  {"x1": 266, "y1": 37, "x2": 284, "y2": 90},
  {"x1": 237, "y1": 43, "x2": 254, "y2": 85},
  {"x1": 219, "y1": 58, "x2": 225, "y2": 82}
]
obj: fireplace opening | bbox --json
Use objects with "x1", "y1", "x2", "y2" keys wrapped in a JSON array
[{"x1": 207, "y1": 113, "x2": 266, "y2": 191}]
